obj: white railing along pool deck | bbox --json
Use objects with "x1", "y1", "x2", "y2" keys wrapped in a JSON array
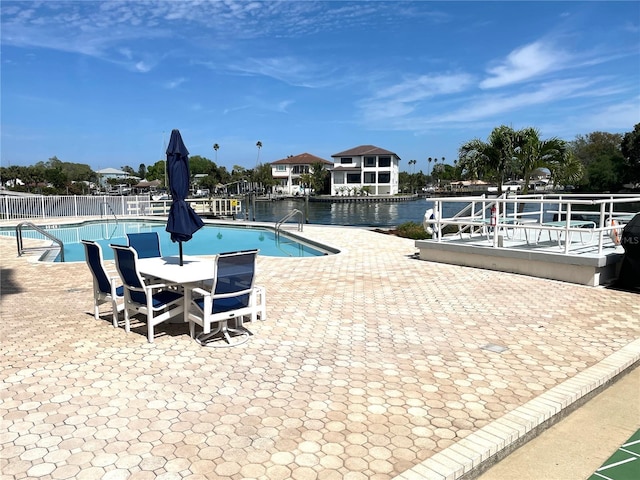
[{"x1": 0, "y1": 193, "x2": 243, "y2": 221}]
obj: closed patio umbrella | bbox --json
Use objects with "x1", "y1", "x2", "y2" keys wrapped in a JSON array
[{"x1": 165, "y1": 129, "x2": 204, "y2": 266}]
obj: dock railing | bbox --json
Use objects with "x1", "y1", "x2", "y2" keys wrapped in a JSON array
[{"x1": 428, "y1": 193, "x2": 640, "y2": 254}]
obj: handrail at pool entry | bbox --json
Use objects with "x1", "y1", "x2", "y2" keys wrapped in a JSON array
[
  {"x1": 275, "y1": 209, "x2": 304, "y2": 237},
  {"x1": 16, "y1": 221, "x2": 65, "y2": 262},
  {"x1": 427, "y1": 193, "x2": 640, "y2": 254}
]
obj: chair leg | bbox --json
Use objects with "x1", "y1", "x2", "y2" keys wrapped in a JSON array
[
  {"x1": 94, "y1": 303, "x2": 100, "y2": 321},
  {"x1": 111, "y1": 300, "x2": 119, "y2": 327},
  {"x1": 147, "y1": 316, "x2": 154, "y2": 343},
  {"x1": 123, "y1": 308, "x2": 131, "y2": 333},
  {"x1": 196, "y1": 321, "x2": 248, "y2": 347}
]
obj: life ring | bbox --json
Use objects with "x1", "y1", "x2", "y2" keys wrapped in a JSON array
[
  {"x1": 607, "y1": 218, "x2": 622, "y2": 245},
  {"x1": 423, "y1": 208, "x2": 440, "y2": 235}
]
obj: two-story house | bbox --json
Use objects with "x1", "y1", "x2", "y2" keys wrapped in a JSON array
[
  {"x1": 95, "y1": 168, "x2": 136, "y2": 192},
  {"x1": 270, "y1": 153, "x2": 332, "y2": 195},
  {"x1": 330, "y1": 145, "x2": 400, "y2": 196}
]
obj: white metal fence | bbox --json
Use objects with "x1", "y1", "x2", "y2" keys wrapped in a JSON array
[{"x1": 0, "y1": 194, "x2": 243, "y2": 221}]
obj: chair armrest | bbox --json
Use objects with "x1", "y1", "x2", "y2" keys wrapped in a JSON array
[
  {"x1": 143, "y1": 282, "x2": 173, "y2": 291},
  {"x1": 190, "y1": 287, "x2": 209, "y2": 297}
]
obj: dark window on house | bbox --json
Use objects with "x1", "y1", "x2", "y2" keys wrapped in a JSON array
[
  {"x1": 347, "y1": 173, "x2": 361, "y2": 183},
  {"x1": 364, "y1": 172, "x2": 376, "y2": 183},
  {"x1": 364, "y1": 156, "x2": 376, "y2": 167},
  {"x1": 340, "y1": 158, "x2": 353, "y2": 164},
  {"x1": 378, "y1": 172, "x2": 391, "y2": 183},
  {"x1": 379, "y1": 156, "x2": 391, "y2": 168},
  {"x1": 292, "y1": 165, "x2": 309, "y2": 174}
]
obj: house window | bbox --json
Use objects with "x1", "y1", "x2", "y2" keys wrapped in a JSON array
[
  {"x1": 364, "y1": 156, "x2": 376, "y2": 167},
  {"x1": 276, "y1": 165, "x2": 286, "y2": 171},
  {"x1": 379, "y1": 156, "x2": 391, "y2": 168},
  {"x1": 340, "y1": 157, "x2": 353, "y2": 164},
  {"x1": 333, "y1": 172, "x2": 345, "y2": 184},
  {"x1": 364, "y1": 172, "x2": 376, "y2": 183},
  {"x1": 293, "y1": 165, "x2": 310, "y2": 174},
  {"x1": 378, "y1": 172, "x2": 390, "y2": 183},
  {"x1": 346, "y1": 173, "x2": 361, "y2": 183}
]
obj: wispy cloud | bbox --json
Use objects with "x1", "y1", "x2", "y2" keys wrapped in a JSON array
[
  {"x1": 358, "y1": 73, "x2": 474, "y2": 121},
  {"x1": 163, "y1": 78, "x2": 187, "y2": 89},
  {"x1": 226, "y1": 56, "x2": 341, "y2": 88},
  {"x1": 480, "y1": 41, "x2": 569, "y2": 89}
]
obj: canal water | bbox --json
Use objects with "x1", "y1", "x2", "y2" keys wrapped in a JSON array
[{"x1": 251, "y1": 198, "x2": 439, "y2": 227}]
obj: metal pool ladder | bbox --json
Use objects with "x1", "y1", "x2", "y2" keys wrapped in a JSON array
[
  {"x1": 16, "y1": 222, "x2": 65, "y2": 262},
  {"x1": 275, "y1": 209, "x2": 303, "y2": 237}
]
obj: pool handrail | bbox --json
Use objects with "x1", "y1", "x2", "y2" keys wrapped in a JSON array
[
  {"x1": 16, "y1": 221, "x2": 65, "y2": 262},
  {"x1": 275, "y1": 209, "x2": 304, "y2": 237}
]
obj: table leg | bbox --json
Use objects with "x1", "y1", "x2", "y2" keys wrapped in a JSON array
[{"x1": 183, "y1": 285, "x2": 191, "y2": 324}]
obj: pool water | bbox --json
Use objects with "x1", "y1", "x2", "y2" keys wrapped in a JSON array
[{"x1": 7, "y1": 220, "x2": 330, "y2": 261}]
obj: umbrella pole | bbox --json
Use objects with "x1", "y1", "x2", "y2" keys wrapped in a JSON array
[{"x1": 179, "y1": 242, "x2": 183, "y2": 266}]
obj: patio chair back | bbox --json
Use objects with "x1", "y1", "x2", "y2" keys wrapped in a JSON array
[
  {"x1": 188, "y1": 249, "x2": 261, "y2": 347},
  {"x1": 110, "y1": 244, "x2": 147, "y2": 305},
  {"x1": 81, "y1": 239, "x2": 123, "y2": 326},
  {"x1": 206, "y1": 249, "x2": 258, "y2": 313},
  {"x1": 82, "y1": 240, "x2": 113, "y2": 294},
  {"x1": 126, "y1": 232, "x2": 161, "y2": 259},
  {"x1": 110, "y1": 243, "x2": 184, "y2": 343}
]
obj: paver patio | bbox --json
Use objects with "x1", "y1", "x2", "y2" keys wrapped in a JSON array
[{"x1": 1, "y1": 224, "x2": 639, "y2": 480}]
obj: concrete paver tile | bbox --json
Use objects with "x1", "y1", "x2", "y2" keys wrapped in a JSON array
[{"x1": 1, "y1": 225, "x2": 639, "y2": 480}]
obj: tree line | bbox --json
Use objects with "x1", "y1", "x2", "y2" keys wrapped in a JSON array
[
  {"x1": 2, "y1": 124, "x2": 639, "y2": 196},
  {"x1": 400, "y1": 124, "x2": 640, "y2": 194}
]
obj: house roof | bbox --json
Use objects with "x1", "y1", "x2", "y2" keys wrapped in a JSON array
[
  {"x1": 271, "y1": 153, "x2": 332, "y2": 165},
  {"x1": 95, "y1": 168, "x2": 128, "y2": 175},
  {"x1": 331, "y1": 145, "x2": 400, "y2": 159},
  {"x1": 135, "y1": 179, "x2": 162, "y2": 188}
]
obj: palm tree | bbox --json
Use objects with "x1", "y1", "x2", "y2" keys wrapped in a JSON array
[
  {"x1": 548, "y1": 151, "x2": 584, "y2": 189},
  {"x1": 408, "y1": 159, "x2": 417, "y2": 192},
  {"x1": 427, "y1": 157, "x2": 433, "y2": 176},
  {"x1": 255, "y1": 141, "x2": 262, "y2": 168},
  {"x1": 213, "y1": 143, "x2": 220, "y2": 163},
  {"x1": 458, "y1": 138, "x2": 497, "y2": 184},
  {"x1": 513, "y1": 127, "x2": 567, "y2": 194},
  {"x1": 459, "y1": 126, "x2": 517, "y2": 191}
]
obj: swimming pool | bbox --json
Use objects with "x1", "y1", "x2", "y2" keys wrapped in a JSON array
[{"x1": 6, "y1": 220, "x2": 333, "y2": 261}]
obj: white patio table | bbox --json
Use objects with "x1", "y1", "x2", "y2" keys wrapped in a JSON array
[{"x1": 137, "y1": 255, "x2": 215, "y2": 324}]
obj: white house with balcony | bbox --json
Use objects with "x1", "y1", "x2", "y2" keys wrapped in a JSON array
[
  {"x1": 271, "y1": 153, "x2": 332, "y2": 195},
  {"x1": 330, "y1": 145, "x2": 400, "y2": 196},
  {"x1": 95, "y1": 168, "x2": 135, "y2": 191}
]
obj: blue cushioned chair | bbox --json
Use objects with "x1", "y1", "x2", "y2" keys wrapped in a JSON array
[
  {"x1": 188, "y1": 249, "x2": 264, "y2": 347},
  {"x1": 110, "y1": 244, "x2": 184, "y2": 343},
  {"x1": 82, "y1": 240, "x2": 125, "y2": 327},
  {"x1": 126, "y1": 232, "x2": 162, "y2": 259}
]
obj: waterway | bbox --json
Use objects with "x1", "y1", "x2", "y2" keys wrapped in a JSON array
[{"x1": 251, "y1": 198, "x2": 437, "y2": 227}]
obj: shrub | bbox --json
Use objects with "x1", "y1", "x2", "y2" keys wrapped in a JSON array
[{"x1": 395, "y1": 221, "x2": 430, "y2": 240}]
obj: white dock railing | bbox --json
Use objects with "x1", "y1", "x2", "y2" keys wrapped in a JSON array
[
  {"x1": 0, "y1": 194, "x2": 243, "y2": 221},
  {"x1": 427, "y1": 193, "x2": 640, "y2": 254}
]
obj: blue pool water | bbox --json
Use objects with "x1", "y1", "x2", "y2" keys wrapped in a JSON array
[{"x1": 7, "y1": 220, "x2": 330, "y2": 262}]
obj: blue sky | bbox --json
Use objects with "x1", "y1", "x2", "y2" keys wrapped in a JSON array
[{"x1": 1, "y1": 1, "x2": 639, "y2": 174}]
